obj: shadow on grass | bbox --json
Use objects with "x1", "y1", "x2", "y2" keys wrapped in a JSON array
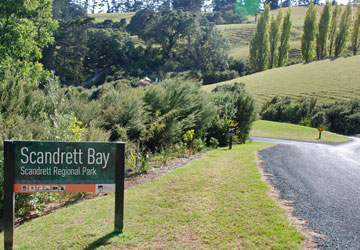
[{"x1": 84, "y1": 231, "x2": 121, "y2": 250}]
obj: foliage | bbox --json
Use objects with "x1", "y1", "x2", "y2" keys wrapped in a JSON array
[
  {"x1": 212, "y1": 82, "x2": 257, "y2": 143},
  {"x1": 180, "y1": 23, "x2": 230, "y2": 72},
  {"x1": 127, "y1": 8, "x2": 230, "y2": 77},
  {"x1": 52, "y1": 17, "x2": 94, "y2": 85},
  {"x1": 334, "y1": 3, "x2": 352, "y2": 57},
  {"x1": 301, "y1": 1, "x2": 317, "y2": 63},
  {"x1": 351, "y1": 4, "x2": 360, "y2": 55},
  {"x1": 235, "y1": 0, "x2": 261, "y2": 17},
  {"x1": 86, "y1": 28, "x2": 133, "y2": 71},
  {"x1": 0, "y1": 0, "x2": 58, "y2": 64},
  {"x1": 220, "y1": 3, "x2": 247, "y2": 24},
  {"x1": 172, "y1": 0, "x2": 204, "y2": 11},
  {"x1": 328, "y1": 3, "x2": 341, "y2": 57},
  {"x1": 269, "y1": 9, "x2": 283, "y2": 69},
  {"x1": 323, "y1": 100, "x2": 360, "y2": 134},
  {"x1": 260, "y1": 96, "x2": 360, "y2": 135},
  {"x1": 249, "y1": 4, "x2": 270, "y2": 72},
  {"x1": 278, "y1": 8, "x2": 292, "y2": 67},
  {"x1": 260, "y1": 96, "x2": 317, "y2": 124},
  {"x1": 143, "y1": 79, "x2": 216, "y2": 150},
  {"x1": 203, "y1": 70, "x2": 239, "y2": 85},
  {"x1": 316, "y1": 1, "x2": 331, "y2": 59}
]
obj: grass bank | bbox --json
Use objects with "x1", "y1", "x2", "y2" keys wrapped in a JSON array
[
  {"x1": 1, "y1": 143, "x2": 304, "y2": 250},
  {"x1": 251, "y1": 120, "x2": 349, "y2": 142},
  {"x1": 204, "y1": 56, "x2": 360, "y2": 105}
]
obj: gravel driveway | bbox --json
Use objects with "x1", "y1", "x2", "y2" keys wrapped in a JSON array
[{"x1": 253, "y1": 136, "x2": 360, "y2": 250}]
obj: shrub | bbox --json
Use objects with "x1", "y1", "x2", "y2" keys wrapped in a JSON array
[
  {"x1": 202, "y1": 70, "x2": 239, "y2": 85},
  {"x1": 260, "y1": 96, "x2": 317, "y2": 124},
  {"x1": 143, "y1": 79, "x2": 216, "y2": 151},
  {"x1": 212, "y1": 82, "x2": 258, "y2": 143}
]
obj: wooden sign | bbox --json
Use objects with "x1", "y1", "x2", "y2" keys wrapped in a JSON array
[
  {"x1": 227, "y1": 126, "x2": 236, "y2": 136},
  {"x1": 4, "y1": 140, "x2": 125, "y2": 250}
]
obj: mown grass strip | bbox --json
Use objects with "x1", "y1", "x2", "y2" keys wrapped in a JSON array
[
  {"x1": 1, "y1": 143, "x2": 304, "y2": 250},
  {"x1": 251, "y1": 120, "x2": 349, "y2": 142}
]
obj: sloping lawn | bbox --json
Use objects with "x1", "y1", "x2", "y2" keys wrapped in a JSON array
[
  {"x1": 1, "y1": 143, "x2": 304, "y2": 250},
  {"x1": 251, "y1": 120, "x2": 349, "y2": 142}
]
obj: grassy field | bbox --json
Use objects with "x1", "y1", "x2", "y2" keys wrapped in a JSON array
[
  {"x1": 203, "y1": 55, "x2": 360, "y2": 104},
  {"x1": 89, "y1": 6, "x2": 355, "y2": 62},
  {"x1": 89, "y1": 12, "x2": 135, "y2": 23},
  {"x1": 218, "y1": 6, "x2": 355, "y2": 60},
  {"x1": 251, "y1": 120, "x2": 349, "y2": 142},
  {"x1": 1, "y1": 143, "x2": 305, "y2": 250},
  {"x1": 217, "y1": 7, "x2": 305, "y2": 60}
]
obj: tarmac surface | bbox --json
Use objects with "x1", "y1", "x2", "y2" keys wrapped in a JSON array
[{"x1": 253, "y1": 136, "x2": 360, "y2": 250}]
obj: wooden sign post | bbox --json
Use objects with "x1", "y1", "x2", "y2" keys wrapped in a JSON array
[
  {"x1": 3, "y1": 141, "x2": 125, "y2": 250},
  {"x1": 317, "y1": 126, "x2": 324, "y2": 140}
]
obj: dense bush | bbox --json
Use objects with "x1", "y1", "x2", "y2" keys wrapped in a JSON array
[
  {"x1": 143, "y1": 79, "x2": 216, "y2": 150},
  {"x1": 202, "y1": 70, "x2": 239, "y2": 85},
  {"x1": 211, "y1": 82, "x2": 258, "y2": 144},
  {"x1": 260, "y1": 96, "x2": 360, "y2": 135},
  {"x1": 260, "y1": 96, "x2": 317, "y2": 124},
  {"x1": 323, "y1": 100, "x2": 360, "y2": 134}
]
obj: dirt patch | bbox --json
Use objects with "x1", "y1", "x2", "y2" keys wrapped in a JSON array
[
  {"x1": 125, "y1": 151, "x2": 208, "y2": 190},
  {"x1": 255, "y1": 149, "x2": 321, "y2": 250}
]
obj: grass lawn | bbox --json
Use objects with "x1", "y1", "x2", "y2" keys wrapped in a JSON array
[
  {"x1": 203, "y1": 55, "x2": 360, "y2": 105},
  {"x1": 1, "y1": 143, "x2": 304, "y2": 250},
  {"x1": 251, "y1": 120, "x2": 349, "y2": 142}
]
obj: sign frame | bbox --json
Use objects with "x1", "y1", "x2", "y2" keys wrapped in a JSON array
[
  {"x1": 3, "y1": 140, "x2": 125, "y2": 250},
  {"x1": 227, "y1": 126, "x2": 236, "y2": 137}
]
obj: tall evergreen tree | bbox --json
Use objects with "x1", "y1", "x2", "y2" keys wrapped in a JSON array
[
  {"x1": 172, "y1": 0, "x2": 204, "y2": 11},
  {"x1": 249, "y1": 4, "x2": 270, "y2": 72},
  {"x1": 213, "y1": 0, "x2": 235, "y2": 11},
  {"x1": 278, "y1": 8, "x2": 292, "y2": 67},
  {"x1": 328, "y1": 3, "x2": 340, "y2": 57},
  {"x1": 301, "y1": 1, "x2": 317, "y2": 63},
  {"x1": 351, "y1": 4, "x2": 360, "y2": 55},
  {"x1": 316, "y1": 1, "x2": 331, "y2": 59},
  {"x1": 334, "y1": 3, "x2": 352, "y2": 57},
  {"x1": 265, "y1": 0, "x2": 279, "y2": 10},
  {"x1": 269, "y1": 9, "x2": 283, "y2": 69}
]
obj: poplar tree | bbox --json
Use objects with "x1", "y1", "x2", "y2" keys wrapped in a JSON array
[
  {"x1": 278, "y1": 8, "x2": 292, "y2": 67},
  {"x1": 249, "y1": 4, "x2": 270, "y2": 72},
  {"x1": 334, "y1": 3, "x2": 352, "y2": 57},
  {"x1": 351, "y1": 4, "x2": 360, "y2": 55},
  {"x1": 301, "y1": 1, "x2": 317, "y2": 63},
  {"x1": 316, "y1": 1, "x2": 331, "y2": 59},
  {"x1": 269, "y1": 9, "x2": 283, "y2": 69},
  {"x1": 328, "y1": 3, "x2": 341, "y2": 57}
]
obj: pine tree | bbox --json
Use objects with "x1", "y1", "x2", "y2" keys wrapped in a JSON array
[
  {"x1": 278, "y1": 8, "x2": 292, "y2": 67},
  {"x1": 249, "y1": 4, "x2": 270, "y2": 72},
  {"x1": 269, "y1": 9, "x2": 283, "y2": 69},
  {"x1": 316, "y1": 1, "x2": 331, "y2": 59},
  {"x1": 351, "y1": 4, "x2": 360, "y2": 55},
  {"x1": 301, "y1": 1, "x2": 317, "y2": 63},
  {"x1": 334, "y1": 3, "x2": 352, "y2": 57},
  {"x1": 328, "y1": 3, "x2": 341, "y2": 57}
]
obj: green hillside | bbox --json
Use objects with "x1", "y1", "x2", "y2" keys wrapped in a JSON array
[{"x1": 203, "y1": 55, "x2": 360, "y2": 104}]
